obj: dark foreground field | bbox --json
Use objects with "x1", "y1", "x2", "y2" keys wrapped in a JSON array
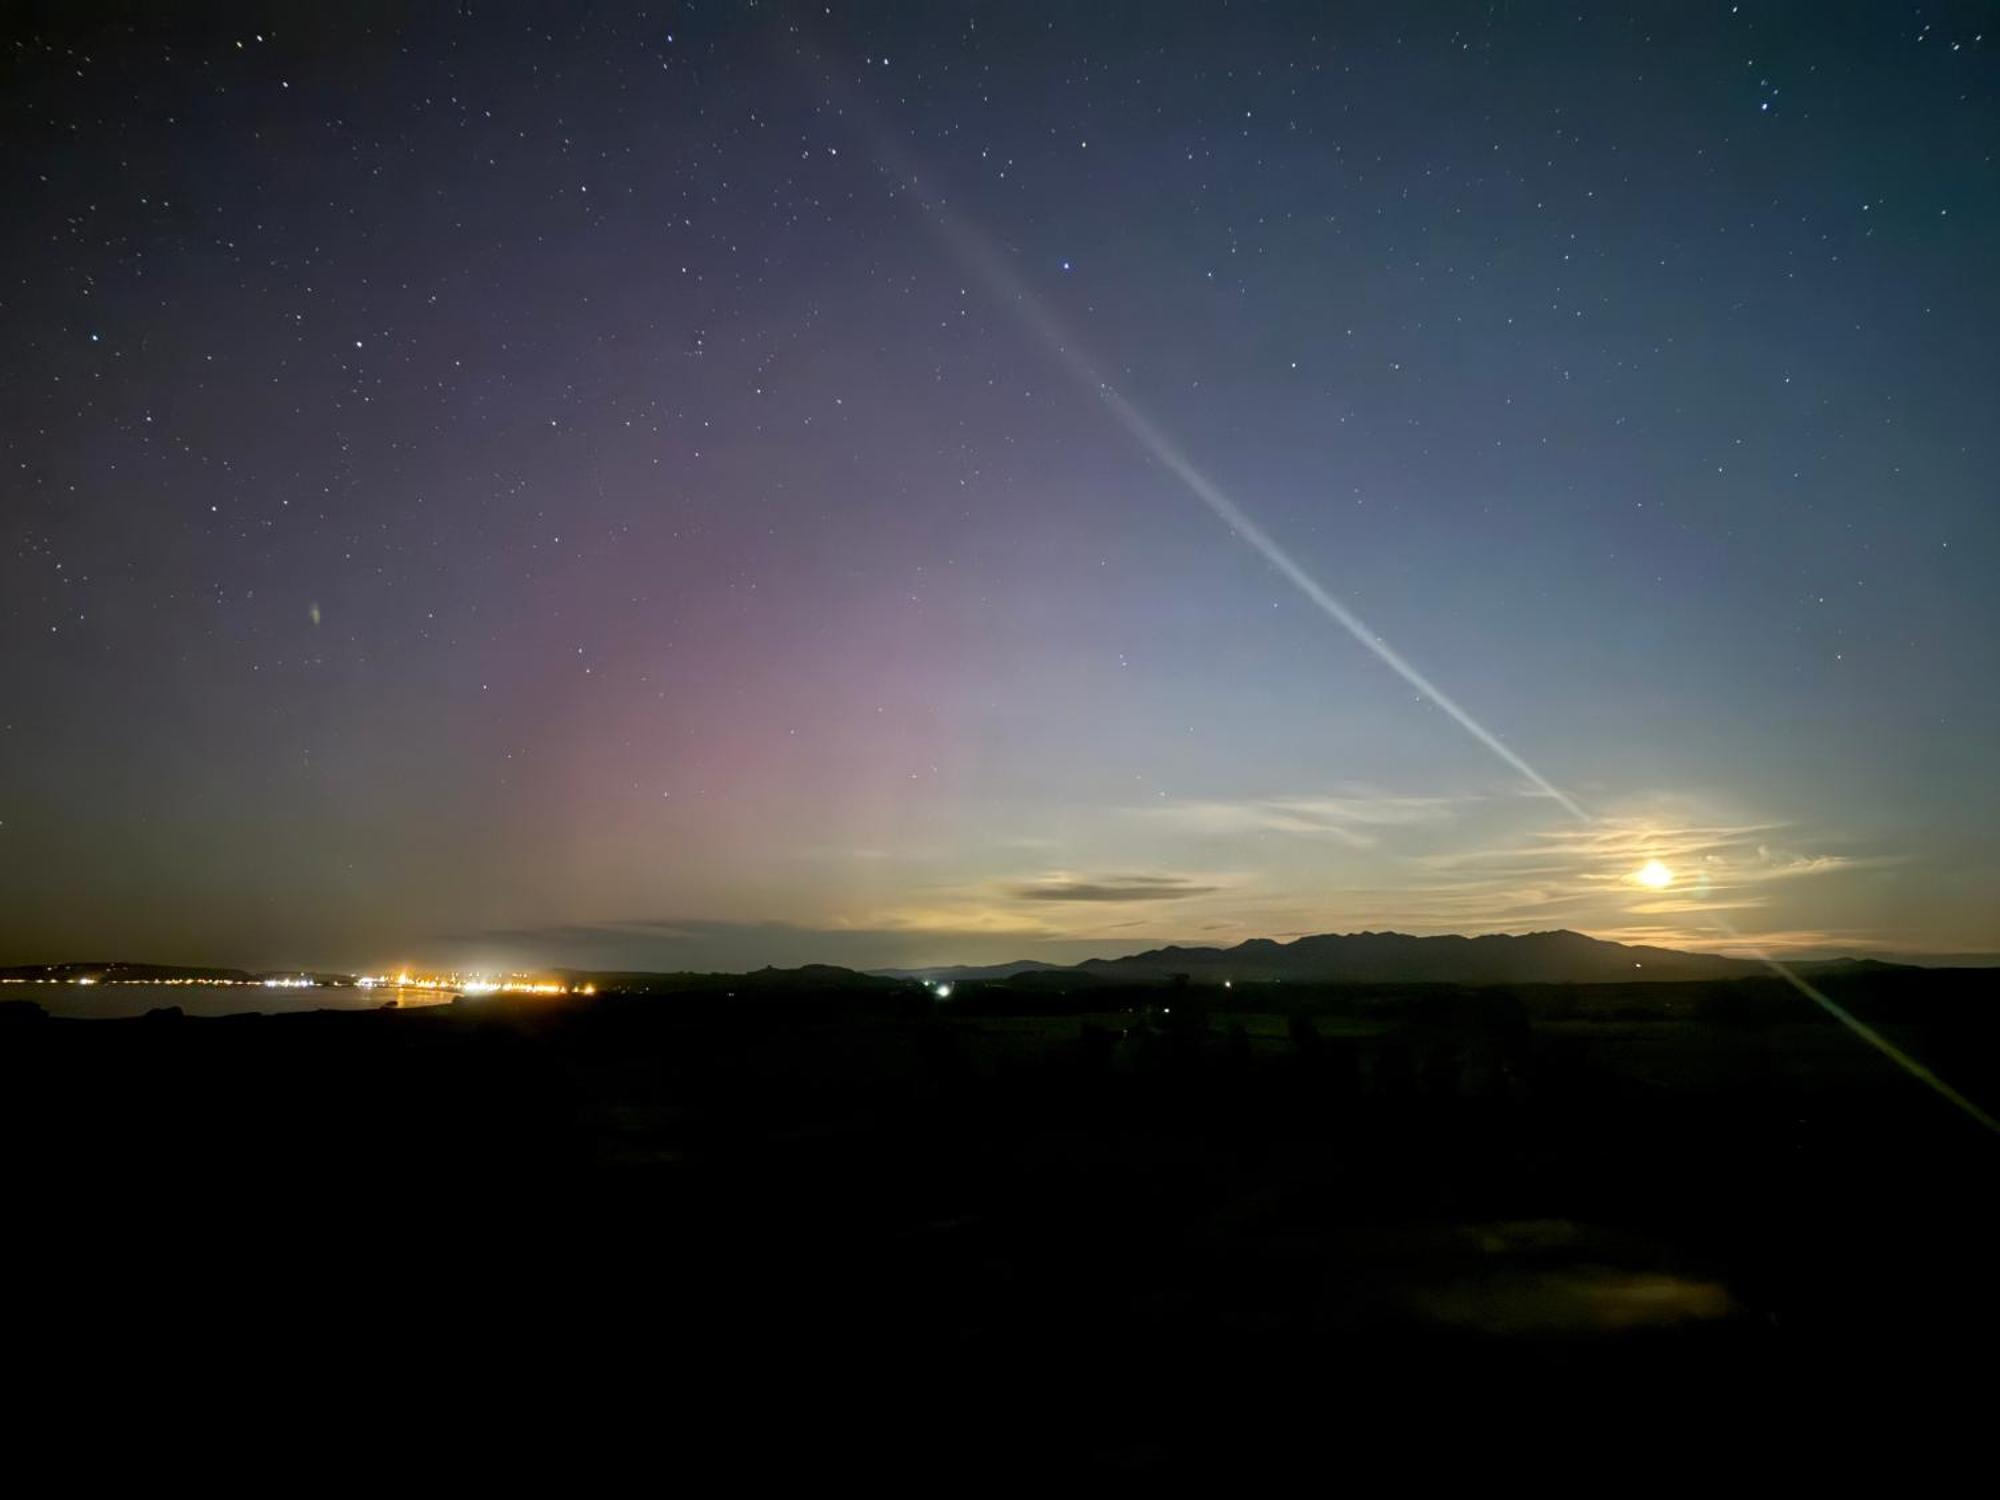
[{"x1": 6, "y1": 970, "x2": 1997, "y2": 1478}]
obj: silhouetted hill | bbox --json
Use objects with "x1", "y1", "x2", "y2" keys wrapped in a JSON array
[
  {"x1": 1070, "y1": 929, "x2": 1866, "y2": 985},
  {"x1": 1860, "y1": 951, "x2": 2000, "y2": 969},
  {"x1": 869, "y1": 959, "x2": 1072, "y2": 984}
]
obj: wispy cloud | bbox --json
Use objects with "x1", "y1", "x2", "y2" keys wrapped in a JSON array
[
  {"x1": 1588, "y1": 925, "x2": 1881, "y2": 958},
  {"x1": 1010, "y1": 874, "x2": 1222, "y2": 903},
  {"x1": 1416, "y1": 822, "x2": 1784, "y2": 871},
  {"x1": 1380, "y1": 813, "x2": 1899, "y2": 950},
  {"x1": 1139, "y1": 787, "x2": 1469, "y2": 847}
]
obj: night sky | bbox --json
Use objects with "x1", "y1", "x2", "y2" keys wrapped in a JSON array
[{"x1": 4, "y1": 2, "x2": 1996, "y2": 973}]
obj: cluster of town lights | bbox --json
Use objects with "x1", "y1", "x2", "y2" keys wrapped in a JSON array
[
  {"x1": 4, "y1": 974, "x2": 588, "y2": 996},
  {"x1": 1, "y1": 975, "x2": 270, "y2": 987},
  {"x1": 355, "y1": 974, "x2": 589, "y2": 996}
]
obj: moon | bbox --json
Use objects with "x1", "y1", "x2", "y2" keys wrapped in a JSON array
[{"x1": 1636, "y1": 859, "x2": 1674, "y2": 890}]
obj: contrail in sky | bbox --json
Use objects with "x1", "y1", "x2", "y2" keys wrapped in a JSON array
[
  {"x1": 888, "y1": 159, "x2": 1590, "y2": 823},
  {"x1": 852, "y1": 88, "x2": 1998, "y2": 1137}
]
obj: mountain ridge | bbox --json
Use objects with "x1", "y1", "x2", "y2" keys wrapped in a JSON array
[
  {"x1": 1078, "y1": 928, "x2": 1784, "y2": 984},
  {"x1": 872, "y1": 929, "x2": 1925, "y2": 987}
]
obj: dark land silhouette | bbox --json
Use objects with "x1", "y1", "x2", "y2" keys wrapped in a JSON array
[{"x1": 7, "y1": 951, "x2": 1999, "y2": 1476}]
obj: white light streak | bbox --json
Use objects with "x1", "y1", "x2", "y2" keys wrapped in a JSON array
[
  {"x1": 856, "y1": 99, "x2": 1998, "y2": 1139},
  {"x1": 884, "y1": 149, "x2": 1587, "y2": 823}
]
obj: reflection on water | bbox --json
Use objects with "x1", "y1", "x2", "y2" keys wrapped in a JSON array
[
  {"x1": 0, "y1": 982, "x2": 457, "y2": 1021},
  {"x1": 346, "y1": 985, "x2": 457, "y2": 1013}
]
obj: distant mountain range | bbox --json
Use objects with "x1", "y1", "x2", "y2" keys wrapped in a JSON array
[
  {"x1": 876, "y1": 929, "x2": 1925, "y2": 987},
  {"x1": 9, "y1": 931, "x2": 1976, "y2": 1004}
]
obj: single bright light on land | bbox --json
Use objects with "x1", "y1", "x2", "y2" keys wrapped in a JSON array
[
  {"x1": 932, "y1": 982, "x2": 953, "y2": 1000},
  {"x1": 1636, "y1": 859, "x2": 1674, "y2": 889}
]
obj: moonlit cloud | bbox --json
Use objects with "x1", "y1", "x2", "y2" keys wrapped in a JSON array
[
  {"x1": 1010, "y1": 874, "x2": 1222, "y2": 903},
  {"x1": 1370, "y1": 811, "x2": 1898, "y2": 952},
  {"x1": 1138, "y1": 789, "x2": 1468, "y2": 846}
]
